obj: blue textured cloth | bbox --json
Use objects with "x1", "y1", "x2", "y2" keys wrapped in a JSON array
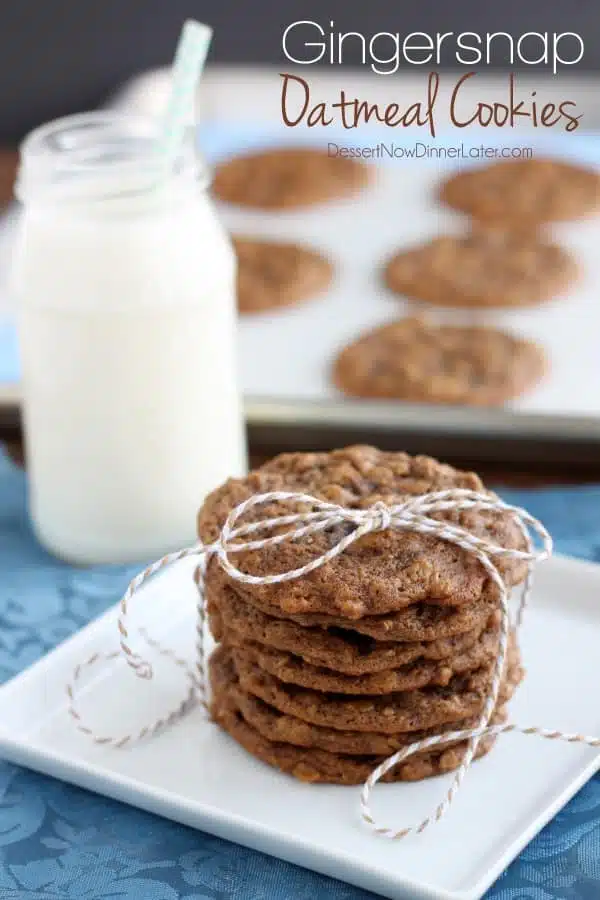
[{"x1": 1, "y1": 450, "x2": 600, "y2": 899}]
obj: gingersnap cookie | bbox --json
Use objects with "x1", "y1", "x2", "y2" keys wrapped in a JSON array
[
  {"x1": 384, "y1": 232, "x2": 577, "y2": 309},
  {"x1": 213, "y1": 690, "x2": 498, "y2": 784},
  {"x1": 211, "y1": 648, "x2": 508, "y2": 757},
  {"x1": 226, "y1": 641, "x2": 523, "y2": 735},
  {"x1": 233, "y1": 237, "x2": 332, "y2": 314},
  {"x1": 198, "y1": 446, "x2": 529, "y2": 618},
  {"x1": 332, "y1": 318, "x2": 546, "y2": 407},
  {"x1": 222, "y1": 620, "x2": 500, "y2": 695},
  {"x1": 212, "y1": 695, "x2": 498, "y2": 785},
  {"x1": 0, "y1": 149, "x2": 18, "y2": 209},
  {"x1": 213, "y1": 147, "x2": 370, "y2": 210},
  {"x1": 224, "y1": 689, "x2": 507, "y2": 758},
  {"x1": 208, "y1": 584, "x2": 490, "y2": 675},
  {"x1": 209, "y1": 580, "x2": 500, "y2": 643},
  {"x1": 439, "y1": 158, "x2": 600, "y2": 227}
]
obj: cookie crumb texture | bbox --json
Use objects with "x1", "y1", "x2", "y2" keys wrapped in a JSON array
[
  {"x1": 233, "y1": 237, "x2": 333, "y2": 314},
  {"x1": 213, "y1": 147, "x2": 370, "y2": 210},
  {"x1": 440, "y1": 158, "x2": 600, "y2": 227},
  {"x1": 333, "y1": 318, "x2": 546, "y2": 407},
  {"x1": 384, "y1": 232, "x2": 577, "y2": 309}
]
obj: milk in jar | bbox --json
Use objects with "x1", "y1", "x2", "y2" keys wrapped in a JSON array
[{"x1": 12, "y1": 112, "x2": 247, "y2": 563}]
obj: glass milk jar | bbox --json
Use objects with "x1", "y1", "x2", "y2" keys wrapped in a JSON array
[{"x1": 12, "y1": 112, "x2": 247, "y2": 564}]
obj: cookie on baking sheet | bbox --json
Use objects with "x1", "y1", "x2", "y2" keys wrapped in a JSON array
[
  {"x1": 198, "y1": 446, "x2": 528, "y2": 618},
  {"x1": 213, "y1": 147, "x2": 370, "y2": 209},
  {"x1": 0, "y1": 149, "x2": 18, "y2": 209},
  {"x1": 210, "y1": 646, "x2": 507, "y2": 757},
  {"x1": 233, "y1": 236, "x2": 332, "y2": 314},
  {"x1": 221, "y1": 620, "x2": 500, "y2": 694},
  {"x1": 226, "y1": 641, "x2": 522, "y2": 734},
  {"x1": 208, "y1": 584, "x2": 490, "y2": 675},
  {"x1": 332, "y1": 318, "x2": 546, "y2": 407},
  {"x1": 439, "y1": 158, "x2": 600, "y2": 227},
  {"x1": 208, "y1": 580, "x2": 500, "y2": 643},
  {"x1": 384, "y1": 231, "x2": 577, "y2": 309}
]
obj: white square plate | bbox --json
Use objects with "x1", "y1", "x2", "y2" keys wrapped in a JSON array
[{"x1": 0, "y1": 553, "x2": 599, "y2": 900}]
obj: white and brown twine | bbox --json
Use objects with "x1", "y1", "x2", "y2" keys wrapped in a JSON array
[{"x1": 67, "y1": 487, "x2": 600, "y2": 839}]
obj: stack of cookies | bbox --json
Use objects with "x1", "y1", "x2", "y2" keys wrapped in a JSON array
[{"x1": 201, "y1": 446, "x2": 526, "y2": 784}]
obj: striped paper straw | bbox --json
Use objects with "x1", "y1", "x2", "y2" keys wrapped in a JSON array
[{"x1": 158, "y1": 20, "x2": 213, "y2": 167}]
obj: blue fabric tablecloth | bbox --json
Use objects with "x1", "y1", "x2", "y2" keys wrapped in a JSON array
[{"x1": 1, "y1": 450, "x2": 600, "y2": 900}]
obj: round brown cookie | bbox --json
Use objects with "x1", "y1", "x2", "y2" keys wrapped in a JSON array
[
  {"x1": 213, "y1": 147, "x2": 370, "y2": 210},
  {"x1": 208, "y1": 584, "x2": 490, "y2": 675},
  {"x1": 222, "y1": 641, "x2": 523, "y2": 734},
  {"x1": 332, "y1": 318, "x2": 546, "y2": 407},
  {"x1": 220, "y1": 686, "x2": 507, "y2": 758},
  {"x1": 439, "y1": 158, "x2": 600, "y2": 227},
  {"x1": 222, "y1": 621, "x2": 500, "y2": 695},
  {"x1": 212, "y1": 695, "x2": 497, "y2": 784},
  {"x1": 211, "y1": 646, "x2": 508, "y2": 756},
  {"x1": 208, "y1": 580, "x2": 500, "y2": 643},
  {"x1": 233, "y1": 237, "x2": 333, "y2": 314},
  {"x1": 384, "y1": 232, "x2": 577, "y2": 309},
  {"x1": 198, "y1": 445, "x2": 529, "y2": 618},
  {"x1": 0, "y1": 149, "x2": 18, "y2": 209}
]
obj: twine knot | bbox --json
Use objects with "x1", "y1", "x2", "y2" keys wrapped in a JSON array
[{"x1": 366, "y1": 500, "x2": 393, "y2": 532}]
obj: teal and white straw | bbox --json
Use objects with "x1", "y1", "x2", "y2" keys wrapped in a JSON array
[{"x1": 158, "y1": 19, "x2": 213, "y2": 167}]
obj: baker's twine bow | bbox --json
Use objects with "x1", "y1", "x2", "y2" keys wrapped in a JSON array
[{"x1": 68, "y1": 487, "x2": 599, "y2": 839}]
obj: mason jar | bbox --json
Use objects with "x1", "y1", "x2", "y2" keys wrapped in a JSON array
[{"x1": 12, "y1": 111, "x2": 247, "y2": 564}]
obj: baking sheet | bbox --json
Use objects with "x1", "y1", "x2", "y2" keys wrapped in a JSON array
[{"x1": 207, "y1": 126, "x2": 600, "y2": 419}]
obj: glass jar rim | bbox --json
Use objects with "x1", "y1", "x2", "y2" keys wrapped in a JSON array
[{"x1": 16, "y1": 110, "x2": 207, "y2": 204}]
